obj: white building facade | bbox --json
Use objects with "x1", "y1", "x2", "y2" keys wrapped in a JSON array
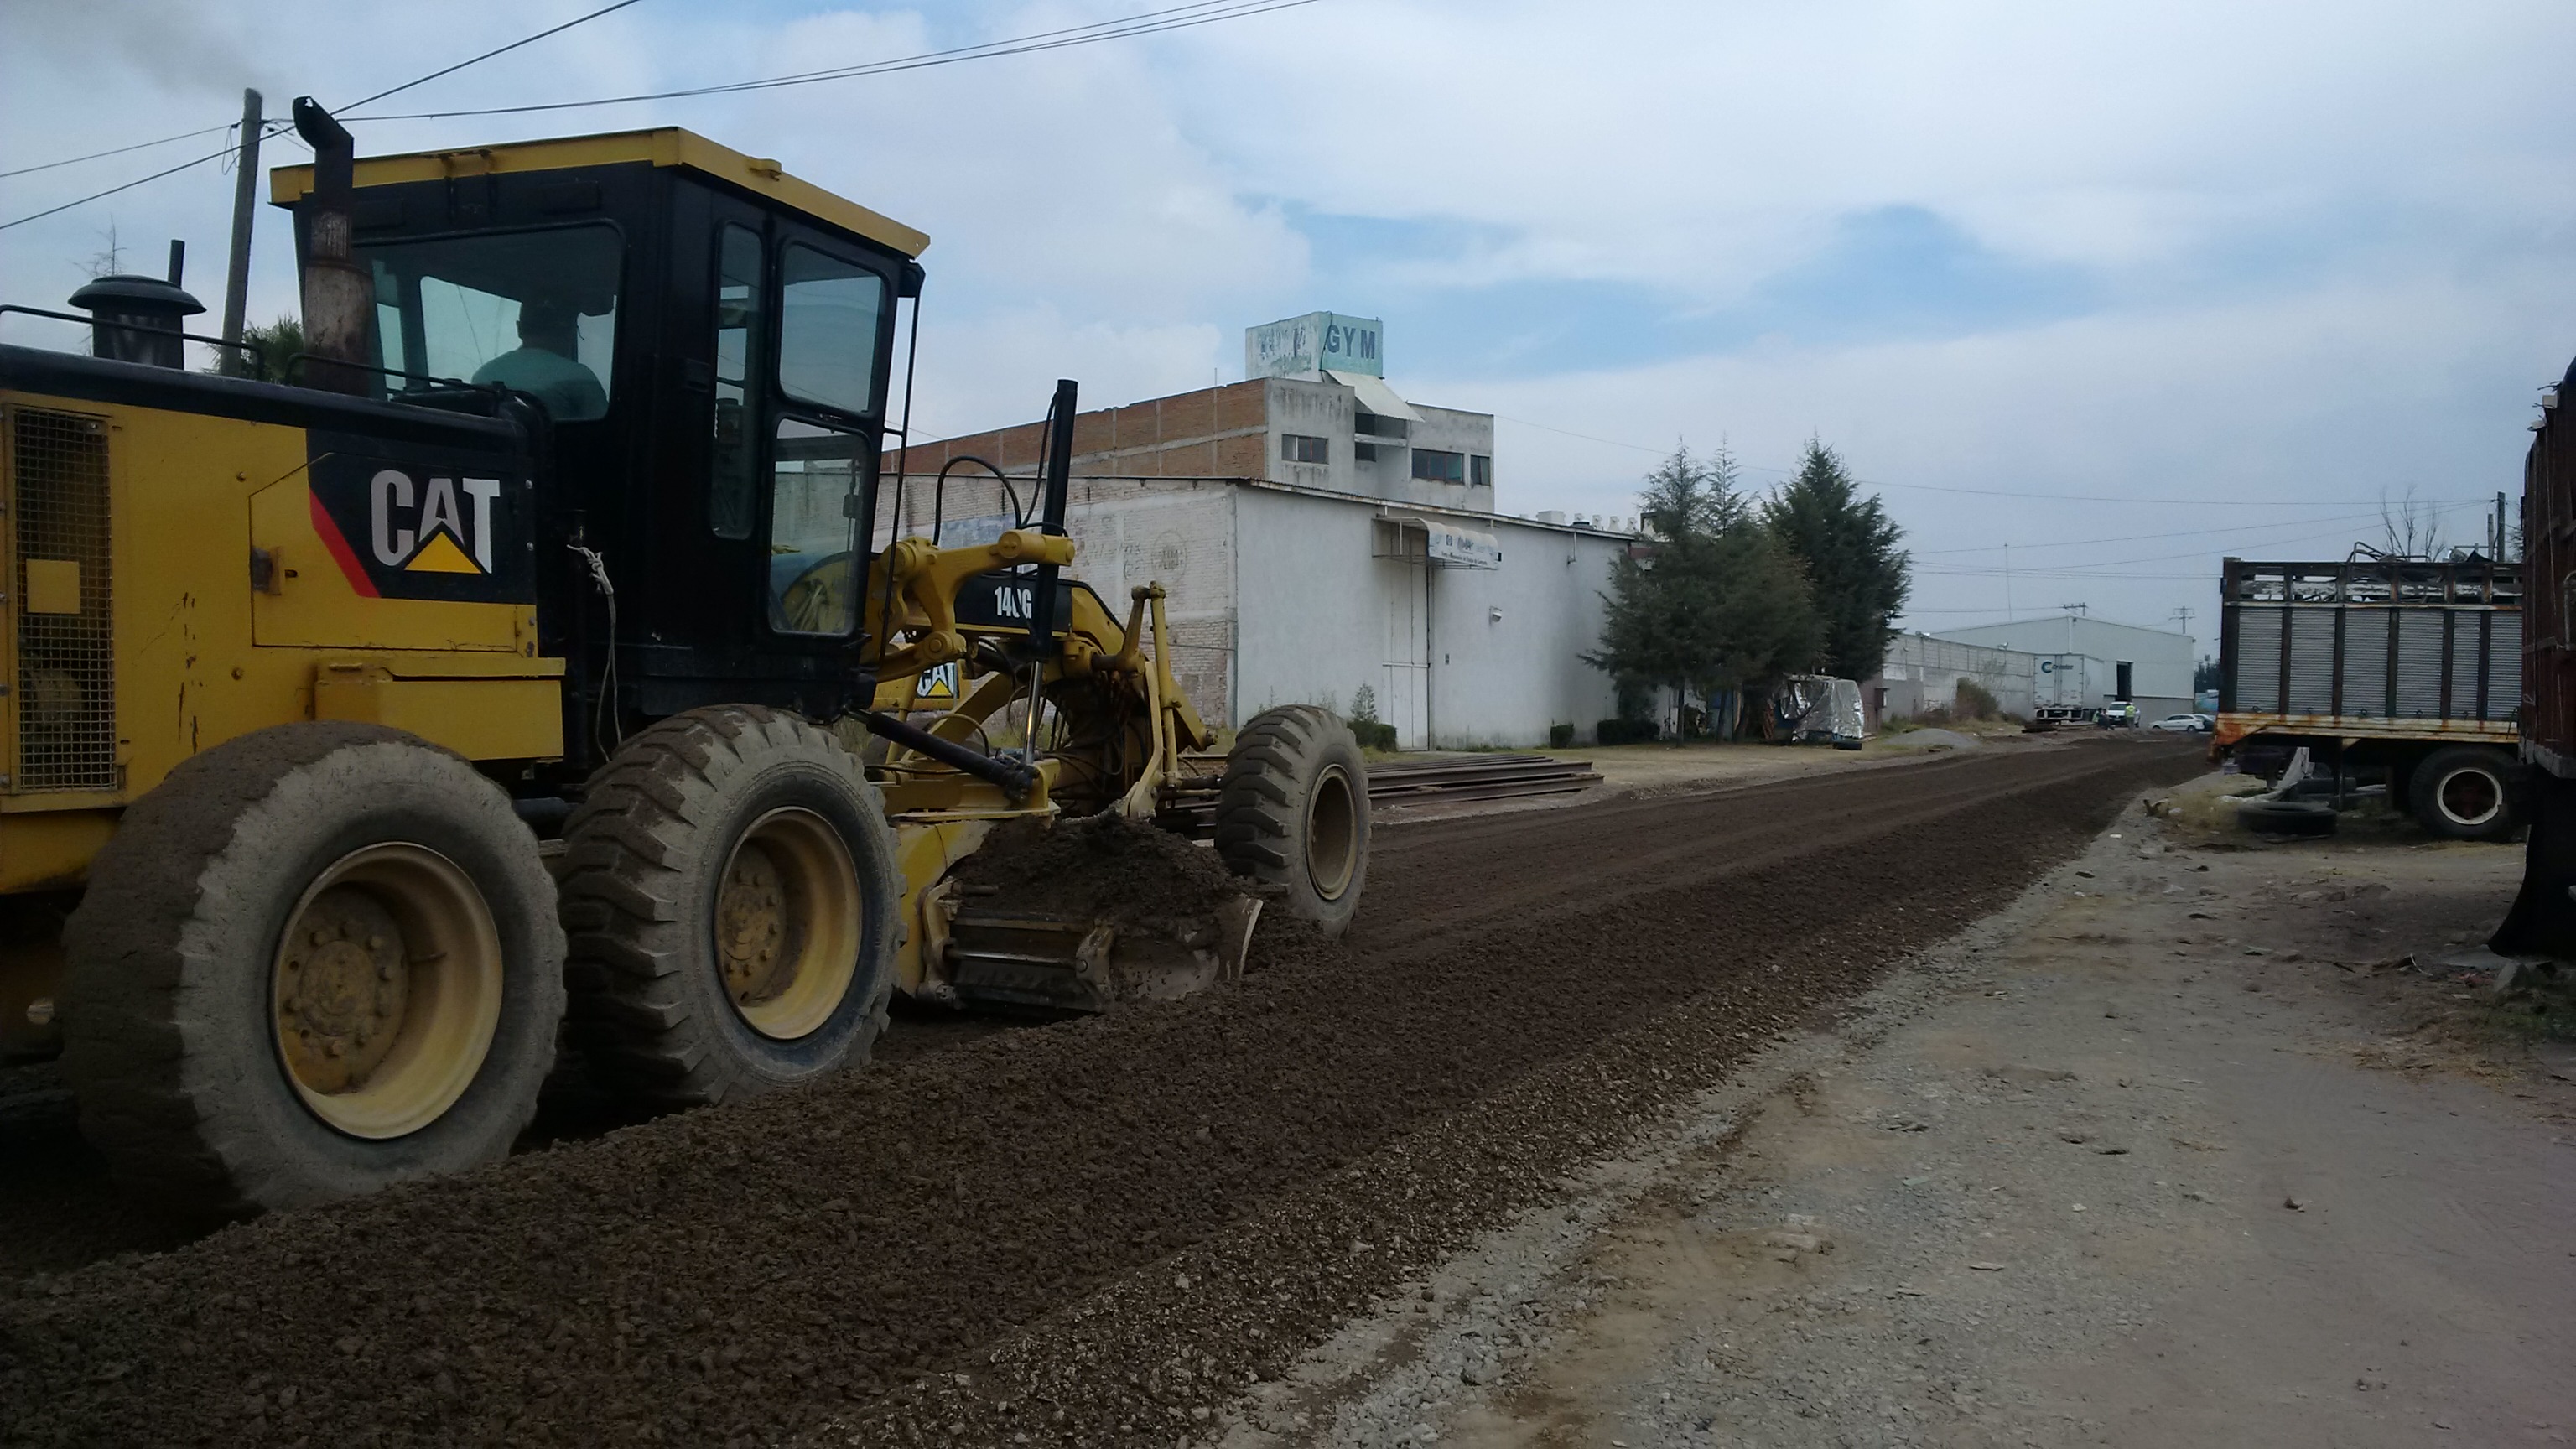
[
  {"x1": 895, "y1": 318, "x2": 1631, "y2": 747},
  {"x1": 1934, "y1": 615, "x2": 2197, "y2": 719},
  {"x1": 1877, "y1": 631, "x2": 2042, "y2": 720}
]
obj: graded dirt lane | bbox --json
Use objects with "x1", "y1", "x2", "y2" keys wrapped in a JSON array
[{"x1": 0, "y1": 739, "x2": 2200, "y2": 1448}]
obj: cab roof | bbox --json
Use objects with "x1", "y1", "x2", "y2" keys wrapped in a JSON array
[{"x1": 269, "y1": 126, "x2": 929, "y2": 258}]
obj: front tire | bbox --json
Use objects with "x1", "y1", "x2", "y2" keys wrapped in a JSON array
[
  {"x1": 558, "y1": 706, "x2": 900, "y2": 1109},
  {"x1": 2410, "y1": 745, "x2": 2521, "y2": 841},
  {"x1": 1214, "y1": 705, "x2": 1370, "y2": 937},
  {"x1": 59, "y1": 724, "x2": 564, "y2": 1216}
]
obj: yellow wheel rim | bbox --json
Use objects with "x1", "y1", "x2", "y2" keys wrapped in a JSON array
[
  {"x1": 715, "y1": 807, "x2": 863, "y2": 1041},
  {"x1": 272, "y1": 844, "x2": 504, "y2": 1140},
  {"x1": 1306, "y1": 763, "x2": 1360, "y2": 901}
]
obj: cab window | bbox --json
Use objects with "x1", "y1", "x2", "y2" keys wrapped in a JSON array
[
  {"x1": 768, "y1": 416, "x2": 865, "y2": 635},
  {"x1": 776, "y1": 244, "x2": 885, "y2": 416},
  {"x1": 707, "y1": 225, "x2": 764, "y2": 539},
  {"x1": 360, "y1": 225, "x2": 621, "y2": 421}
]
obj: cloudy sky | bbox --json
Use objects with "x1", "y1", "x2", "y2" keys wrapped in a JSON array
[{"x1": 4, "y1": 0, "x2": 2570, "y2": 646}]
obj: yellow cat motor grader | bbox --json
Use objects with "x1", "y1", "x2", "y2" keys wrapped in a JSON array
[{"x1": 0, "y1": 101, "x2": 1368, "y2": 1214}]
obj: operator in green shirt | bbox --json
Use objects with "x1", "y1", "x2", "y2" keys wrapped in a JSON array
[{"x1": 472, "y1": 300, "x2": 608, "y2": 419}]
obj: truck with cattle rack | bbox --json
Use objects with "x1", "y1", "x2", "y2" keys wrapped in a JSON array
[{"x1": 2212, "y1": 553, "x2": 2523, "y2": 839}]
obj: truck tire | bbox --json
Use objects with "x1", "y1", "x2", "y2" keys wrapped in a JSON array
[
  {"x1": 58, "y1": 724, "x2": 564, "y2": 1216},
  {"x1": 1214, "y1": 705, "x2": 1369, "y2": 937},
  {"x1": 558, "y1": 705, "x2": 900, "y2": 1109},
  {"x1": 2410, "y1": 745, "x2": 2521, "y2": 842}
]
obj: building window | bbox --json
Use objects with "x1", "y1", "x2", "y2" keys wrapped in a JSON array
[
  {"x1": 1353, "y1": 412, "x2": 1409, "y2": 439},
  {"x1": 1353, "y1": 441, "x2": 1379, "y2": 463},
  {"x1": 1411, "y1": 449, "x2": 1467, "y2": 484},
  {"x1": 1280, "y1": 433, "x2": 1328, "y2": 464},
  {"x1": 1470, "y1": 454, "x2": 1492, "y2": 488}
]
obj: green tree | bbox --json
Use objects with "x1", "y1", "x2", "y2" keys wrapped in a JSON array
[
  {"x1": 203, "y1": 315, "x2": 304, "y2": 382},
  {"x1": 1588, "y1": 445, "x2": 1821, "y2": 727},
  {"x1": 1762, "y1": 439, "x2": 1910, "y2": 682}
]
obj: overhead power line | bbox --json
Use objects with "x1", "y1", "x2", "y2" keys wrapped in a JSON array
[
  {"x1": 0, "y1": 0, "x2": 646, "y2": 186},
  {"x1": 0, "y1": 127, "x2": 289, "y2": 233},
  {"x1": 1502, "y1": 413, "x2": 2490, "y2": 512},
  {"x1": 341, "y1": 0, "x2": 651, "y2": 114},
  {"x1": 0, "y1": 124, "x2": 235, "y2": 182},
  {"x1": 355, "y1": 0, "x2": 1322, "y2": 121},
  {"x1": 0, "y1": 0, "x2": 643, "y2": 234},
  {"x1": 1908, "y1": 507, "x2": 2398, "y2": 557},
  {"x1": 0, "y1": 0, "x2": 1311, "y2": 233}
]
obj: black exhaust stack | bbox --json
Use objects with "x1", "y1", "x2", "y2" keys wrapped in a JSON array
[
  {"x1": 65, "y1": 239, "x2": 204, "y2": 369},
  {"x1": 1027, "y1": 378, "x2": 1078, "y2": 655},
  {"x1": 293, "y1": 96, "x2": 373, "y2": 395}
]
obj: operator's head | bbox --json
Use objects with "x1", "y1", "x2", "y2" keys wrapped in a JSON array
[{"x1": 517, "y1": 299, "x2": 579, "y2": 357}]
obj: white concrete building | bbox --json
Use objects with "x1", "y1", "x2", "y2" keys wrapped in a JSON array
[
  {"x1": 1876, "y1": 631, "x2": 2042, "y2": 720},
  {"x1": 895, "y1": 319, "x2": 1631, "y2": 747},
  {"x1": 1934, "y1": 614, "x2": 2197, "y2": 719}
]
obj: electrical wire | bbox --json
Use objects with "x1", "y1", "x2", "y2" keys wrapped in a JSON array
[
  {"x1": 0, "y1": 0, "x2": 1310, "y2": 233},
  {"x1": 1497, "y1": 413, "x2": 2489, "y2": 510},
  {"x1": 0, "y1": 127, "x2": 287, "y2": 233},
  {"x1": 354, "y1": 0, "x2": 1322, "y2": 121},
  {"x1": 339, "y1": 0, "x2": 651, "y2": 114},
  {"x1": 1, "y1": 1, "x2": 642, "y2": 232},
  {"x1": 1908, "y1": 508, "x2": 2399, "y2": 556},
  {"x1": 0, "y1": 123, "x2": 234, "y2": 181},
  {"x1": 1911, "y1": 505, "x2": 2470, "y2": 576}
]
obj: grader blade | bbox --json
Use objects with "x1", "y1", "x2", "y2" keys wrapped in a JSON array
[{"x1": 943, "y1": 895, "x2": 1261, "y2": 1013}]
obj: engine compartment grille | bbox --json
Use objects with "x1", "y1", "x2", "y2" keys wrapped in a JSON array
[{"x1": 8, "y1": 408, "x2": 117, "y2": 792}]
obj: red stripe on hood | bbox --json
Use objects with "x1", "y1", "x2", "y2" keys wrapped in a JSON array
[{"x1": 309, "y1": 487, "x2": 381, "y2": 599}]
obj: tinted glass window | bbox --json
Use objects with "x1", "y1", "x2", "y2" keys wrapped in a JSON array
[
  {"x1": 776, "y1": 244, "x2": 885, "y2": 415},
  {"x1": 1411, "y1": 449, "x2": 1467, "y2": 484},
  {"x1": 769, "y1": 417, "x2": 866, "y2": 635},
  {"x1": 708, "y1": 225, "x2": 764, "y2": 539},
  {"x1": 361, "y1": 225, "x2": 621, "y2": 420}
]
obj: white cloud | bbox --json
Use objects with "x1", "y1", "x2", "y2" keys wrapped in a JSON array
[{"x1": 2, "y1": 0, "x2": 2568, "y2": 646}]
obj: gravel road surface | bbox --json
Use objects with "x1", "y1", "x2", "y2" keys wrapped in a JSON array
[
  {"x1": 1249, "y1": 791, "x2": 2576, "y2": 1447},
  {"x1": 0, "y1": 738, "x2": 2198, "y2": 1447}
]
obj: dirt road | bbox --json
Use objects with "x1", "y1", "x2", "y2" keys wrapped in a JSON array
[
  {"x1": 1253, "y1": 792, "x2": 2576, "y2": 1446},
  {"x1": 0, "y1": 738, "x2": 2198, "y2": 1447}
]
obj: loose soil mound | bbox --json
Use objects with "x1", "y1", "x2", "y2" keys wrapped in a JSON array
[
  {"x1": 951, "y1": 813, "x2": 1259, "y2": 923},
  {"x1": 0, "y1": 742, "x2": 2202, "y2": 1447}
]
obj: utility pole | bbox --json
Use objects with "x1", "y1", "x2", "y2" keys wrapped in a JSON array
[
  {"x1": 2174, "y1": 605, "x2": 2193, "y2": 639},
  {"x1": 2496, "y1": 491, "x2": 2510, "y2": 560},
  {"x1": 220, "y1": 89, "x2": 262, "y2": 377}
]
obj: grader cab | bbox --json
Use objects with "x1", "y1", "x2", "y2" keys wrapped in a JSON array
[{"x1": 0, "y1": 101, "x2": 1368, "y2": 1214}]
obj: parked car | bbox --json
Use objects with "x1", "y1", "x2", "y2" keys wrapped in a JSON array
[{"x1": 2149, "y1": 713, "x2": 2211, "y2": 733}]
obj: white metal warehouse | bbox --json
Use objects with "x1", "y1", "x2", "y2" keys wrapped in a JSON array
[
  {"x1": 894, "y1": 316, "x2": 1632, "y2": 748},
  {"x1": 1935, "y1": 614, "x2": 2198, "y2": 719}
]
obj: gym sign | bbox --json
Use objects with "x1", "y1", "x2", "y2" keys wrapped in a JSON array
[
  {"x1": 304, "y1": 436, "x2": 536, "y2": 604},
  {"x1": 1245, "y1": 311, "x2": 1384, "y2": 380}
]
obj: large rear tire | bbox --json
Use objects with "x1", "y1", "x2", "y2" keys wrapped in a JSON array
[
  {"x1": 2410, "y1": 745, "x2": 2521, "y2": 841},
  {"x1": 58, "y1": 724, "x2": 564, "y2": 1216},
  {"x1": 558, "y1": 706, "x2": 900, "y2": 1109},
  {"x1": 1214, "y1": 705, "x2": 1369, "y2": 937}
]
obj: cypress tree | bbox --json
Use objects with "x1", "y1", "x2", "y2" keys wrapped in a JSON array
[
  {"x1": 1590, "y1": 446, "x2": 1821, "y2": 730},
  {"x1": 1763, "y1": 439, "x2": 1910, "y2": 682}
]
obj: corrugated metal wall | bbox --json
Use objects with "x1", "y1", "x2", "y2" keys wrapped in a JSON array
[{"x1": 2224, "y1": 600, "x2": 2517, "y2": 721}]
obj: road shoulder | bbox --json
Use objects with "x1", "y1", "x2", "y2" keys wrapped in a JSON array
[{"x1": 1230, "y1": 795, "x2": 2576, "y2": 1447}]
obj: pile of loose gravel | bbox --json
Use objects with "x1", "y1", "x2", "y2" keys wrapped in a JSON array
[{"x1": 0, "y1": 743, "x2": 2199, "y2": 1447}]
